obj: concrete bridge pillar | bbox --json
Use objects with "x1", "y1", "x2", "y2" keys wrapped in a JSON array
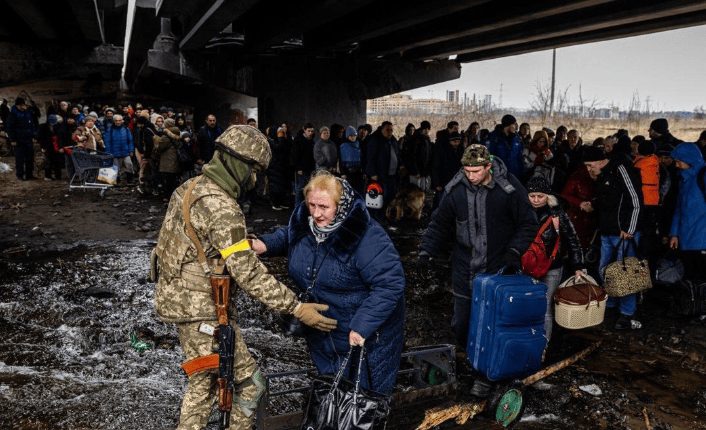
[{"x1": 255, "y1": 57, "x2": 366, "y2": 132}]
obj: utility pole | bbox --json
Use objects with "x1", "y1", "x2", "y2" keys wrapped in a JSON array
[
  {"x1": 645, "y1": 95, "x2": 651, "y2": 116},
  {"x1": 499, "y1": 83, "x2": 503, "y2": 110},
  {"x1": 549, "y1": 49, "x2": 556, "y2": 117}
]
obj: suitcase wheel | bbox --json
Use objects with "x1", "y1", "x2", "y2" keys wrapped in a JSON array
[{"x1": 489, "y1": 385, "x2": 526, "y2": 428}]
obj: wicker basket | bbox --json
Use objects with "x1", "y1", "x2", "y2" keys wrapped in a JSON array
[{"x1": 554, "y1": 276, "x2": 607, "y2": 330}]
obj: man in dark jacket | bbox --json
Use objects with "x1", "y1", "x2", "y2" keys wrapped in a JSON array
[
  {"x1": 431, "y1": 131, "x2": 463, "y2": 206},
  {"x1": 290, "y1": 123, "x2": 316, "y2": 207},
  {"x1": 418, "y1": 144, "x2": 538, "y2": 359},
  {"x1": 648, "y1": 118, "x2": 682, "y2": 153},
  {"x1": 583, "y1": 146, "x2": 643, "y2": 330},
  {"x1": 366, "y1": 121, "x2": 401, "y2": 210},
  {"x1": 404, "y1": 120, "x2": 433, "y2": 191},
  {"x1": 133, "y1": 115, "x2": 158, "y2": 194},
  {"x1": 6, "y1": 97, "x2": 37, "y2": 180},
  {"x1": 196, "y1": 114, "x2": 223, "y2": 164},
  {"x1": 486, "y1": 114, "x2": 524, "y2": 180}
]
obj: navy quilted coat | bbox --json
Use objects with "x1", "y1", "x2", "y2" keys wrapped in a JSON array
[{"x1": 261, "y1": 197, "x2": 405, "y2": 394}]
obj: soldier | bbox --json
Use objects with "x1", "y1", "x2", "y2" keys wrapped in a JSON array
[{"x1": 152, "y1": 124, "x2": 337, "y2": 430}]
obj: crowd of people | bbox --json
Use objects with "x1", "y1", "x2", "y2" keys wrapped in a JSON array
[{"x1": 5, "y1": 95, "x2": 706, "y2": 428}]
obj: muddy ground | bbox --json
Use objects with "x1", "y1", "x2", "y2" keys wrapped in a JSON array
[{"x1": 1, "y1": 162, "x2": 706, "y2": 430}]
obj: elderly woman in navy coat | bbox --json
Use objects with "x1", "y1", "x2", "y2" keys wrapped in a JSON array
[{"x1": 253, "y1": 170, "x2": 405, "y2": 395}]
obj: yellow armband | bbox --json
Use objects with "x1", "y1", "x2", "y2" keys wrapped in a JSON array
[{"x1": 220, "y1": 239, "x2": 251, "y2": 259}]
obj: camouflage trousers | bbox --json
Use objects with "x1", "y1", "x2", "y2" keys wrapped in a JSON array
[{"x1": 176, "y1": 320, "x2": 258, "y2": 430}]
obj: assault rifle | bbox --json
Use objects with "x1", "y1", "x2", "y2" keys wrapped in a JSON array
[{"x1": 212, "y1": 274, "x2": 235, "y2": 430}]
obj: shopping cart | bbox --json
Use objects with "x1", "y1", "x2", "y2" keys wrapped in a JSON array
[{"x1": 68, "y1": 147, "x2": 114, "y2": 196}]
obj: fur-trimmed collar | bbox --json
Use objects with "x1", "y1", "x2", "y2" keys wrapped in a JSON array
[{"x1": 288, "y1": 198, "x2": 370, "y2": 258}]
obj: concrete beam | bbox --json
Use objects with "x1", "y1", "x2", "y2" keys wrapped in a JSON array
[
  {"x1": 123, "y1": 0, "x2": 161, "y2": 85},
  {"x1": 253, "y1": 57, "x2": 460, "y2": 129},
  {"x1": 361, "y1": 0, "x2": 616, "y2": 57},
  {"x1": 179, "y1": 0, "x2": 259, "y2": 50},
  {"x1": 243, "y1": 0, "x2": 378, "y2": 52},
  {"x1": 456, "y1": 10, "x2": 706, "y2": 63},
  {"x1": 0, "y1": 43, "x2": 122, "y2": 86},
  {"x1": 68, "y1": 0, "x2": 106, "y2": 43},
  {"x1": 5, "y1": 0, "x2": 57, "y2": 39},
  {"x1": 410, "y1": 0, "x2": 706, "y2": 60},
  {"x1": 304, "y1": 0, "x2": 489, "y2": 51}
]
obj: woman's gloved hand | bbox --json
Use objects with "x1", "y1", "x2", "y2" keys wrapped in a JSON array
[{"x1": 293, "y1": 303, "x2": 337, "y2": 332}]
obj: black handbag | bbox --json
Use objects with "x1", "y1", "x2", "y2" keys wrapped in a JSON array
[{"x1": 301, "y1": 346, "x2": 390, "y2": 430}]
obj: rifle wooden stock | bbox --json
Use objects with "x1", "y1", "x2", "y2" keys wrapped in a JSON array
[{"x1": 211, "y1": 275, "x2": 231, "y2": 326}]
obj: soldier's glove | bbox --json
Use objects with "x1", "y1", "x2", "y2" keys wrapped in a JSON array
[
  {"x1": 293, "y1": 303, "x2": 337, "y2": 332},
  {"x1": 502, "y1": 251, "x2": 522, "y2": 275},
  {"x1": 416, "y1": 251, "x2": 430, "y2": 272}
]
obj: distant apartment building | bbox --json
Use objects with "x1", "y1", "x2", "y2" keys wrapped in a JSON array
[{"x1": 367, "y1": 93, "x2": 464, "y2": 114}]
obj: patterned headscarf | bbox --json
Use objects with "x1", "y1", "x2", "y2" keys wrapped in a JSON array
[{"x1": 309, "y1": 178, "x2": 356, "y2": 243}]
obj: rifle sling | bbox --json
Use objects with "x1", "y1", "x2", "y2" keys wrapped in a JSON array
[{"x1": 182, "y1": 176, "x2": 226, "y2": 276}]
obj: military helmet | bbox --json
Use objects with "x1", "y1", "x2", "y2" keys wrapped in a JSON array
[{"x1": 215, "y1": 125, "x2": 272, "y2": 170}]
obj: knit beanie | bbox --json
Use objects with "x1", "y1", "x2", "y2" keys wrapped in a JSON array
[
  {"x1": 320, "y1": 126, "x2": 330, "y2": 135},
  {"x1": 501, "y1": 114, "x2": 517, "y2": 127},
  {"x1": 582, "y1": 146, "x2": 607, "y2": 162},
  {"x1": 48, "y1": 114, "x2": 58, "y2": 125},
  {"x1": 345, "y1": 125, "x2": 357, "y2": 138},
  {"x1": 650, "y1": 118, "x2": 669, "y2": 135}
]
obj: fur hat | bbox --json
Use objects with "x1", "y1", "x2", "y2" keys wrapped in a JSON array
[
  {"x1": 582, "y1": 146, "x2": 607, "y2": 162},
  {"x1": 501, "y1": 114, "x2": 516, "y2": 127},
  {"x1": 462, "y1": 144, "x2": 492, "y2": 166},
  {"x1": 526, "y1": 176, "x2": 551, "y2": 195},
  {"x1": 650, "y1": 118, "x2": 669, "y2": 135}
]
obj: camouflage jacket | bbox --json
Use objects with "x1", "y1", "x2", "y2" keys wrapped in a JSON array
[{"x1": 153, "y1": 175, "x2": 299, "y2": 323}]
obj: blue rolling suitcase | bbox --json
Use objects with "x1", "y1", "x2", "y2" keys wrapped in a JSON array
[{"x1": 467, "y1": 270, "x2": 548, "y2": 381}]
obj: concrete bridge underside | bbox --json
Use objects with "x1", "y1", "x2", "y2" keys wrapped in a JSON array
[{"x1": 1, "y1": 0, "x2": 705, "y2": 127}]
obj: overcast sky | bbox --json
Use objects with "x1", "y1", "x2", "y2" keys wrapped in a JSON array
[{"x1": 403, "y1": 24, "x2": 706, "y2": 113}]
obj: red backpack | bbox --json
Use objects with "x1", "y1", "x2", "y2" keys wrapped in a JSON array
[{"x1": 521, "y1": 216, "x2": 560, "y2": 279}]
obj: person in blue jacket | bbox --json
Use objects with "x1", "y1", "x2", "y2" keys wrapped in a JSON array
[
  {"x1": 485, "y1": 114, "x2": 524, "y2": 179},
  {"x1": 668, "y1": 143, "x2": 706, "y2": 280},
  {"x1": 254, "y1": 171, "x2": 405, "y2": 395},
  {"x1": 104, "y1": 114, "x2": 135, "y2": 185}
]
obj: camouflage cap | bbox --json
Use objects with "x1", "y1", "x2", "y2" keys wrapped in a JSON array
[
  {"x1": 215, "y1": 125, "x2": 272, "y2": 170},
  {"x1": 462, "y1": 144, "x2": 492, "y2": 166}
]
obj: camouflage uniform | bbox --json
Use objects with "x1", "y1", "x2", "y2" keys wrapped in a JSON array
[{"x1": 153, "y1": 125, "x2": 299, "y2": 430}]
